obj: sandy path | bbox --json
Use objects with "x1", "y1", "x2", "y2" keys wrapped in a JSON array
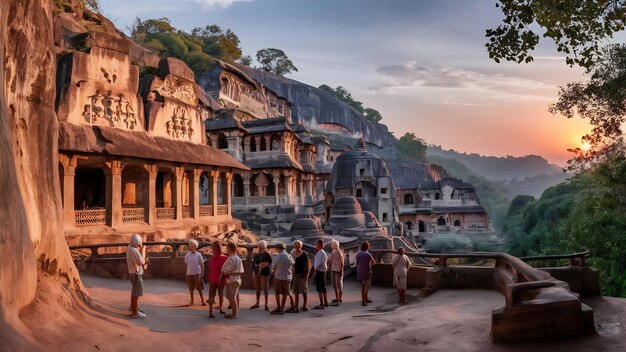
[{"x1": 23, "y1": 275, "x2": 626, "y2": 352}]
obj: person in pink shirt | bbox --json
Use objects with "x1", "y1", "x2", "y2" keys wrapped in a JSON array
[{"x1": 208, "y1": 241, "x2": 227, "y2": 318}]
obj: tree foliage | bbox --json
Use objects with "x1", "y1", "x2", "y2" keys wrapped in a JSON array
[
  {"x1": 255, "y1": 48, "x2": 298, "y2": 76},
  {"x1": 364, "y1": 108, "x2": 383, "y2": 123},
  {"x1": 318, "y1": 85, "x2": 365, "y2": 114},
  {"x1": 550, "y1": 44, "x2": 626, "y2": 170},
  {"x1": 504, "y1": 154, "x2": 626, "y2": 296},
  {"x1": 130, "y1": 18, "x2": 244, "y2": 74},
  {"x1": 396, "y1": 133, "x2": 427, "y2": 162},
  {"x1": 486, "y1": 0, "x2": 626, "y2": 69}
]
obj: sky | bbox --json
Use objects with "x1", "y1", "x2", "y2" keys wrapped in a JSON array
[{"x1": 100, "y1": 0, "x2": 596, "y2": 166}]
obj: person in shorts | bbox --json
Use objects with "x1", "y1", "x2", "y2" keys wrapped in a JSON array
[
  {"x1": 208, "y1": 241, "x2": 227, "y2": 318},
  {"x1": 250, "y1": 240, "x2": 272, "y2": 311},
  {"x1": 392, "y1": 247, "x2": 411, "y2": 304},
  {"x1": 126, "y1": 233, "x2": 149, "y2": 319},
  {"x1": 184, "y1": 239, "x2": 205, "y2": 306},
  {"x1": 355, "y1": 241, "x2": 375, "y2": 306},
  {"x1": 270, "y1": 242, "x2": 294, "y2": 315},
  {"x1": 290, "y1": 240, "x2": 310, "y2": 312},
  {"x1": 329, "y1": 239, "x2": 344, "y2": 306},
  {"x1": 312, "y1": 239, "x2": 329, "y2": 310},
  {"x1": 221, "y1": 242, "x2": 244, "y2": 319}
]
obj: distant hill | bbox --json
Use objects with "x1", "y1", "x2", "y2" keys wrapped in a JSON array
[{"x1": 427, "y1": 146, "x2": 564, "y2": 181}]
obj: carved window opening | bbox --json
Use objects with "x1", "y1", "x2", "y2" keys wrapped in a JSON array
[
  {"x1": 359, "y1": 168, "x2": 365, "y2": 176},
  {"x1": 218, "y1": 133, "x2": 228, "y2": 149},
  {"x1": 232, "y1": 173, "x2": 244, "y2": 197},
  {"x1": 435, "y1": 192, "x2": 441, "y2": 200},
  {"x1": 453, "y1": 219, "x2": 462, "y2": 227},
  {"x1": 74, "y1": 168, "x2": 106, "y2": 210},
  {"x1": 382, "y1": 213, "x2": 389, "y2": 222},
  {"x1": 250, "y1": 137, "x2": 257, "y2": 152},
  {"x1": 381, "y1": 188, "x2": 388, "y2": 195},
  {"x1": 418, "y1": 220, "x2": 426, "y2": 232},
  {"x1": 437, "y1": 217, "x2": 446, "y2": 226},
  {"x1": 404, "y1": 194, "x2": 414, "y2": 205}
]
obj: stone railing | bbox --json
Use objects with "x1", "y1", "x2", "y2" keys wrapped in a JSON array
[
  {"x1": 182, "y1": 206, "x2": 191, "y2": 218},
  {"x1": 369, "y1": 250, "x2": 596, "y2": 343},
  {"x1": 199, "y1": 205, "x2": 212, "y2": 217},
  {"x1": 232, "y1": 197, "x2": 246, "y2": 205},
  {"x1": 217, "y1": 204, "x2": 228, "y2": 215},
  {"x1": 156, "y1": 207, "x2": 175, "y2": 221},
  {"x1": 75, "y1": 209, "x2": 106, "y2": 226},
  {"x1": 122, "y1": 208, "x2": 144, "y2": 223},
  {"x1": 248, "y1": 196, "x2": 275, "y2": 205}
]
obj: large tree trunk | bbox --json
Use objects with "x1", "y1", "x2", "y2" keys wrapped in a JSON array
[{"x1": 0, "y1": 0, "x2": 82, "y2": 346}]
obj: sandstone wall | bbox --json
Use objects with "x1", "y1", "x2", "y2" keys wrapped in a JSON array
[{"x1": 0, "y1": 0, "x2": 82, "y2": 345}]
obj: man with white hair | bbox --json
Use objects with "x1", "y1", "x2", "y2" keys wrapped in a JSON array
[
  {"x1": 126, "y1": 233, "x2": 149, "y2": 319},
  {"x1": 184, "y1": 239, "x2": 206, "y2": 306}
]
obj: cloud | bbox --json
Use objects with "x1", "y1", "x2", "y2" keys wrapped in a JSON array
[
  {"x1": 372, "y1": 61, "x2": 555, "y2": 104},
  {"x1": 193, "y1": 0, "x2": 253, "y2": 9}
]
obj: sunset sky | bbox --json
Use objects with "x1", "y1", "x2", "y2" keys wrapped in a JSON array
[{"x1": 100, "y1": 0, "x2": 598, "y2": 166}]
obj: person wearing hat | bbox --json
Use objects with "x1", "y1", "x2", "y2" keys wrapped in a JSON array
[
  {"x1": 184, "y1": 239, "x2": 206, "y2": 306},
  {"x1": 126, "y1": 233, "x2": 149, "y2": 319},
  {"x1": 270, "y1": 242, "x2": 294, "y2": 315}
]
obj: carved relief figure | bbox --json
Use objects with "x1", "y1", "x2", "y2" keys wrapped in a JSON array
[
  {"x1": 81, "y1": 89, "x2": 136, "y2": 129},
  {"x1": 165, "y1": 106, "x2": 195, "y2": 140}
]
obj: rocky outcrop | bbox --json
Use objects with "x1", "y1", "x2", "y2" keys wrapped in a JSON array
[
  {"x1": 1, "y1": 0, "x2": 82, "y2": 347},
  {"x1": 232, "y1": 65, "x2": 397, "y2": 148}
]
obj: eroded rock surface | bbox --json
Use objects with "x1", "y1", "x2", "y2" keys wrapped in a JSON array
[{"x1": 1, "y1": 0, "x2": 82, "y2": 348}]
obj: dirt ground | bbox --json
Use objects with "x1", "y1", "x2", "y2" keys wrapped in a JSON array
[{"x1": 12, "y1": 274, "x2": 626, "y2": 352}]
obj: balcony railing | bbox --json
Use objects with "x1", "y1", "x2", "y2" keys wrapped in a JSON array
[
  {"x1": 217, "y1": 204, "x2": 228, "y2": 215},
  {"x1": 156, "y1": 207, "x2": 175, "y2": 221},
  {"x1": 122, "y1": 208, "x2": 144, "y2": 223},
  {"x1": 75, "y1": 209, "x2": 106, "y2": 226},
  {"x1": 199, "y1": 205, "x2": 213, "y2": 217}
]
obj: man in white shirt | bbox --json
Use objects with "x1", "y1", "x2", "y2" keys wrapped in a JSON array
[
  {"x1": 270, "y1": 242, "x2": 294, "y2": 315},
  {"x1": 312, "y1": 239, "x2": 328, "y2": 309}
]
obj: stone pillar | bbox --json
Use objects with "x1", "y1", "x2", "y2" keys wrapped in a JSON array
[
  {"x1": 211, "y1": 170, "x2": 219, "y2": 216},
  {"x1": 59, "y1": 154, "x2": 77, "y2": 228},
  {"x1": 264, "y1": 135, "x2": 270, "y2": 150},
  {"x1": 243, "y1": 172, "x2": 251, "y2": 206},
  {"x1": 243, "y1": 136, "x2": 251, "y2": 154},
  {"x1": 142, "y1": 164, "x2": 158, "y2": 225},
  {"x1": 225, "y1": 172, "x2": 233, "y2": 216},
  {"x1": 272, "y1": 173, "x2": 280, "y2": 205},
  {"x1": 191, "y1": 169, "x2": 202, "y2": 219},
  {"x1": 172, "y1": 167, "x2": 185, "y2": 220},
  {"x1": 105, "y1": 160, "x2": 125, "y2": 227},
  {"x1": 254, "y1": 136, "x2": 261, "y2": 151}
]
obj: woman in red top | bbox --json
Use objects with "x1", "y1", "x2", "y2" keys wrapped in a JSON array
[{"x1": 208, "y1": 241, "x2": 227, "y2": 318}]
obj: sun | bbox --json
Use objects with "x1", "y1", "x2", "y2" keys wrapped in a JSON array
[{"x1": 581, "y1": 141, "x2": 592, "y2": 152}]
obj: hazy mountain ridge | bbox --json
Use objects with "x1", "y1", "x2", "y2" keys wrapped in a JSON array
[{"x1": 427, "y1": 146, "x2": 564, "y2": 181}]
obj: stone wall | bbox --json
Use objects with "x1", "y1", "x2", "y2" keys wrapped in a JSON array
[{"x1": 0, "y1": 0, "x2": 82, "y2": 346}]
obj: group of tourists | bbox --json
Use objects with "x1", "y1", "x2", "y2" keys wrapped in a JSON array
[{"x1": 125, "y1": 234, "x2": 412, "y2": 320}]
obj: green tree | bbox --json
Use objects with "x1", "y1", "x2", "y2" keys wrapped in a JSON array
[
  {"x1": 238, "y1": 55, "x2": 253, "y2": 66},
  {"x1": 487, "y1": 0, "x2": 626, "y2": 68},
  {"x1": 364, "y1": 108, "x2": 383, "y2": 124},
  {"x1": 191, "y1": 25, "x2": 243, "y2": 63},
  {"x1": 255, "y1": 48, "x2": 298, "y2": 76},
  {"x1": 396, "y1": 133, "x2": 427, "y2": 162},
  {"x1": 318, "y1": 85, "x2": 364, "y2": 113}
]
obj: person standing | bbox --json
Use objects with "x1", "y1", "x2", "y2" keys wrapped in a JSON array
[
  {"x1": 312, "y1": 239, "x2": 329, "y2": 310},
  {"x1": 270, "y1": 242, "x2": 294, "y2": 315},
  {"x1": 392, "y1": 247, "x2": 411, "y2": 304},
  {"x1": 184, "y1": 239, "x2": 205, "y2": 306},
  {"x1": 126, "y1": 233, "x2": 149, "y2": 319},
  {"x1": 290, "y1": 240, "x2": 310, "y2": 312},
  {"x1": 329, "y1": 240, "x2": 344, "y2": 306},
  {"x1": 250, "y1": 240, "x2": 272, "y2": 311},
  {"x1": 355, "y1": 241, "x2": 375, "y2": 306},
  {"x1": 208, "y1": 241, "x2": 227, "y2": 318},
  {"x1": 221, "y1": 242, "x2": 244, "y2": 319}
]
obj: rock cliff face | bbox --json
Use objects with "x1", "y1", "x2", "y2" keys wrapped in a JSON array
[
  {"x1": 234, "y1": 65, "x2": 397, "y2": 147},
  {"x1": 1, "y1": 0, "x2": 82, "y2": 346}
]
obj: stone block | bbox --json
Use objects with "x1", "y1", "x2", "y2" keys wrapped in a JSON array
[
  {"x1": 71, "y1": 31, "x2": 131, "y2": 55},
  {"x1": 158, "y1": 57, "x2": 195, "y2": 82}
]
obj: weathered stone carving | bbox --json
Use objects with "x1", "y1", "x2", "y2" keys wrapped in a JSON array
[
  {"x1": 156, "y1": 75, "x2": 197, "y2": 105},
  {"x1": 165, "y1": 106, "x2": 194, "y2": 140},
  {"x1": 81, "y1": 90, "x2": 136, "y2": 129}
]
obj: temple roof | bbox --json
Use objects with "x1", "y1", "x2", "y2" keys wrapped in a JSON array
[
  {"x1": 204, "y1": 116, "x2": 246, "y2": 131},
  {"x1": 58, "y1": 122, "x2": 249, "y2": 170},
  {"x1": 244, "y1": 153, "x2": 304, "y2": 171},
  {"x1": 241, "y1": 117, "x2": 293, "y2": 135}
]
